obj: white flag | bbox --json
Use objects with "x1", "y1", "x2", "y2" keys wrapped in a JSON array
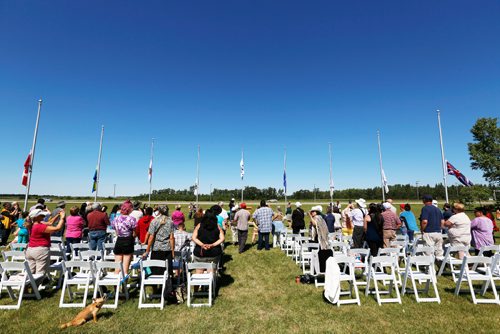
[
  {"x1": 329, "y1": 180, "x2": 334, "y2": 197},
  {"x1": 194, "y1": 178, "x2": 199, "y2": 196},
  {"x1": 148, "y1": 158, "x2": 153, "y2": 182},
  {"x1": 381, "y1": 168, "x2": 389, "y2": 193},
  {"x1": 240, "y1": 153, "x2": 244, "y2": 180}
]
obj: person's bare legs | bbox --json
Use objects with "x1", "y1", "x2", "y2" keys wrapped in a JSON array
[
  {"x1": 122, "y1": 254, "x2": 132, "y2": 275},
  {"x1": 114, "y1": 255, "x2": 123, "y2": 274}
]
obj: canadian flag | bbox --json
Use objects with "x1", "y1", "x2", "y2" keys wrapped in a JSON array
[{"x1": 22, "y1": 153, "x2": 31, "y2": 186}]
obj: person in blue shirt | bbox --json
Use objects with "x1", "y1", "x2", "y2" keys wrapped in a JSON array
[
  {"x1": 419, "y1": 195, "x2": 445, "y2": 259},
  {"x1": 14, "y1": 211, "x2": 30, "y2": 245},
  {"x1": 399, "y1": 204, "x2": 419, "y2": 242}
]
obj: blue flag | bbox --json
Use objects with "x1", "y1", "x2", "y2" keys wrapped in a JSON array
[
  {"x1": 283, "y1": 170, "x2": 287, "y2": 193},
  {"x1": 92, "y1": 169, "x2": 97, "y2": 192}
]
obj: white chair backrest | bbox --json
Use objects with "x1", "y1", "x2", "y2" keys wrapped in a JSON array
[
  {"x1": 407, "y1": 255, "x2": 435, "y2": 266},
  {"x1": 335, "y1": 255, "x2": 355, "y2": 265},
  {"x1": 412, "y1": 245, "x2": 435, "y2": 256},
  {"x1": 95, "y1": 261, "x2": 124, "y2": 272},
  {"x1": 187, "y1": 262, "x2": 215, "y2": 271},
  {"x1": 142, "y1": 259, "x2": 167, "y2": 269},
  {"x1": 377, "y1": 248, "x2": 400, "y2": 256},
  {"x1": 10, "y1": 243, "x2": 28, "y2": 251},
  {"x1": 79, "y1": 250, "x2": 102, "y2": 261},
  {"x1": 348, "y1": 248, "x2": 370, "y2": 258},
  {"x1": 2, "y1": 250, "x2": 25, "y2": 262},
  {"x1": 370, "y1": 255, "x2": 396, "y2": 267},
  {"x1": 462, "y1": 255, "x2": 492, "y2": 266},
  {"x1": 479, "y1": 245, "x2": 500, "y2": 255},
  {"x1": 51, "y1": 236, "x2": 63, "y2": 243}
]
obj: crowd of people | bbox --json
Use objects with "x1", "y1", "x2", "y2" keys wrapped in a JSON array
[{"x1": 1, "y1": 196, "x2": 499, "y2": 288}]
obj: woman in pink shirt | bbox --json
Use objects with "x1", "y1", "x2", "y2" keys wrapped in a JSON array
[
  {"x1": 65, "y1": 206, "x2": 85, "y2": 255},
  {"x1": 171, "y1": 204, "x2": 185, "y2": 229}
]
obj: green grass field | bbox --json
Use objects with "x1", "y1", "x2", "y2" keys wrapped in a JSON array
[{"x1": 1, "y1": 200, "x2": 499, "y2": 333}]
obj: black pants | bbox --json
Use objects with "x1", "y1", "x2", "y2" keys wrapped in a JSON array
[
  {"x1": 352, "y1": 226, "x2": 365, "y2": 249},
  {"x1": 150, "y1": 250, "x2": 173, "y2": 277},
  {"x1": 258, "y1": 232, "x2": 270, "y2": 250},
  {"x1": 292, "y1": 225, "x2": 305, "y2": 235},
  {"x1": 367, "y1": 240, "x2": 382, "y2": 258},
  {"x1": 238, "y1": 229, "x2": 248, "y2": 253},
  {"x1": 0, "y1": 227, "x2": 11, "y2": 246}
]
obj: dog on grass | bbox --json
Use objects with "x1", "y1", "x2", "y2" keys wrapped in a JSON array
[{"x1": 59, "y1": 295, "x2": 107, "y2": 329}]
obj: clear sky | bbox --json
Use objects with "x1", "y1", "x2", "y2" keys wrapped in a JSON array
[{"x1": 1, "y1": 1, "x2": 499, "y2": 197}]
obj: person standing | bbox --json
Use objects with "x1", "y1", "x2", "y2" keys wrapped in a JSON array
[
  {"x1": 291, "y1": 202, "x2": 305, "y2": 234},
  {"x1": 233, "y1": 202, "x2": 251, "y2": 253},
  {"x1": 86, "y1": 202, "x2": 110, "y2": 251},
  {"x1": 229, "y1": 205, "x2": 239, "y2": 245},
  {"x1": 420, "y1": 195, "x2": 445, "y2": 259},
  {"x1": 112, "y1": 200, "x2": 137, "y2": 275},
  {"x1": 385, "y1": 199, "x2": 397, "y2": 214},
  {"x1": 399, "y1": 204, "x2": 419, "y2": 242},
  {"x1": 443, "y1": 202, "x2": 471, "y2": 259},
  {"x1": 364, "y1": 203, "x2": 384, "y2": 257},
  {"x1": 130, "y1": 201, "x2": 144, "y2": 222},
  {"x1": 349, "y1": 199, "x2": 367, "y2": 248},
  {"x1": 324, "y1": 207, "x2": 336, "y2": 233},
  {"x1": 285, "y1": 202, "x2": 292, "y2": 224},
  {"x1": 470, "y1": 207, "x2": 494, "y2": 256},
  {"x1": 171, "y1": 204, "x2": 185, "y2": 229},
  {"x1": 381, "y1": 202, "x2": 402, "y2": 248},
  {"x1": 136, "y1": 207, "x2": 154, "y2": 244},
  {"x1": 50, "y1": 201, "x2": 66, "y2": 237},
  {"x1": 341, "y1": 203, "x2": 353, "y2": 235},
  {"x1": 1, "y1": 202, "x2": 14, "y2": 245},
  {"x1": 252, "y1": 200, "x2": 274, "y2": 250},
  {"x1": 65, "y1": 206, "x2": 85, "y2": 255}
]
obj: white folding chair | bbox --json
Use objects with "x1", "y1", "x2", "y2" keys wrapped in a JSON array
[
  {"x1": 341, "y1": 235, "x2": 353, "y2": 246},
  {"x1": 347, "y1": 248, "x2": 370, "y2": 287},
  {"x1": 401, "y1": 255, "x2": 440, "y2": 303},
  {"x1": 454, "y1": 256, "x2": 499, "y2": 304},
  {"x1": 437, "y1": 245, "x2": 469, "y2": 281},
  {"x1": 9, "y1": 243, "x2": 28, "y2": 251},
  {"x1": 311, "y1": 250, "x2": 334, "y2": 288},
  {"x1": 51, "y1": 236, "x2": 63, "y2": 244},
  {"x1": 0, "y1": 261, "x2": 43, "y2": 310},
  {"x1": 49, "y1": 249, "x2": 67, "y2": 289},
  {"x1": 59, "y1": 261, "x2": 95, "y2": 308},
  {"x1": 186, "y1": 262, "x2": 216, "y2": 307},
  {"x1": 2, "y1": 250, "x2": 26, "y2": 262},
  {"x1": 138, "y1": 259, "x2": 168, "y2": 309},
  {"x1": 294, "y1": 236, "x2": 308, "y2": 264},
  {"x1": 103, "y1": 242, "x2": 116, "y2": 262},
  {"x1": 79, "y1": 250, "x2": 103, "y2": 262},
  {"x1": 365, "y1": 255, "x2": 402, "y2": 305},
  {"x1": 284, "y1": 234, "x2": 298, "y2": 257},
  {"x1": 330, "y1": 241, "x2": 349, "y2": 256},
  {"x1": 93, "y1": 261, "x2": 129, "y2": 308},
  {"x1": 70, "y1": 243, "x2": 89, "y2": 259},
  {"x1": 300, "y1": 243, "x2": 319, "y2": 274},
  {"x1": 335, "y1": 255, "x2": 361, "y2": 306},
  {"x1": 377, "y1": 248, "x2": 403, "y2": 286}
]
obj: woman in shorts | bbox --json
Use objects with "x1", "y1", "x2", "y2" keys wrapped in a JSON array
[{"x1": 111, "y1": 200, "x2": 137, "y2": 275}]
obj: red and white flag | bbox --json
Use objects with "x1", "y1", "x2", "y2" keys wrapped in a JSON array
[{"x1": 22, "y1": 153, "x2": 31, "y2": 186}]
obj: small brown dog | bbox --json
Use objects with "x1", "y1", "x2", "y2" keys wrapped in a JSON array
[{"x1": 59, "y1": 295, "x2": 107, "y2": 329}]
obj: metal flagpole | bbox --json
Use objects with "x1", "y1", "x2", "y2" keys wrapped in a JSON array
[
  {"x1": 437, "y1": 110, "x2": 449, "y2": 203},
  {"x1": 94, "y1": 125, "x2": 104, "y2": 202},
  {"x1": 377, "y1": 130, "x2": 386, "y2": 202},
  {"x1": 240, "y1": 148, "x2": 244, "y2": 202},
  {"x1": 284, "y1": 147, "x2": 287, "y2": 204},
  {"x1": 148, "y1": 138, "x2": 155, "y2": 206},
  {"x1": 328, "y1": 142, "x2": 334, "y2": 204},
  {"x1": 23, "y1": 99, "x2": 42, "y2": 211},
  {"x1": 196, "y1": 144, "x2": 200, "y2": 207}
]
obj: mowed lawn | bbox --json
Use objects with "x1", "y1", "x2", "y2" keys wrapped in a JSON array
[{"x1": 1, "y1": 200, "x2": 499, "y2": 333}]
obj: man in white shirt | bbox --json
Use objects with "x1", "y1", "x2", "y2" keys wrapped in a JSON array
[
  {"x1": 349, "y1": 198, "x2": 368, "y2": 248},
  {"x1": 130, "y1": 200, "x2": 144, "y2": 221}
]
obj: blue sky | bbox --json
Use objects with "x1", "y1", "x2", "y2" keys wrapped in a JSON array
[{"x1": 1, "y1": 1, "x2": 499, "y2": 197}]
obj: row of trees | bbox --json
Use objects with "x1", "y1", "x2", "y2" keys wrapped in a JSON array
[{"x1": 135, "y1": 183, "x2": 495, "y2": 204}]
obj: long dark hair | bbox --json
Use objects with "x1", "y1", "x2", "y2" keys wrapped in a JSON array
[{"x1": 200, "y1": 210, "x2": 218, "y2": 231}]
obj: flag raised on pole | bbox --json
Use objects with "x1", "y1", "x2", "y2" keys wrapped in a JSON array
[
  {"x1": 447, "y1": 161, "x2": 474, "y2": 187},
  {"x1": 240, "y1": 152, "x2": 245, "y2": 180},
  {"x1": 148, "y1": 158, "x2": 153, "y2": 182},
  {"x1": 381, "y1": 168, "x2": 389, "y2": 193},
  {"x1": 22, "y1": 153, "x2": 31, "y2": 186},
  {"x1": 92, "y1": 168, "x2": 98, "y2": 192}
]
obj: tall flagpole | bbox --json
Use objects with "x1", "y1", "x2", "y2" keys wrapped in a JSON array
[
  {"x1": 94, "y1": 125, "x2": 104, "y2": 202},
  {"x1": 196, "y1": 144, "x2": 200, "y2": 207},
  {"x1": 241, "y1": 148, "x2": 244, "y2": 202},
  {"x1": 23, "y1": 99, "x2": 42, "y2": 211},
  {"x1": 283, "y1": 147, "x2": 287, "y2": 204},
  {"x1": 328, "y1": 142, "x2": 334, "y2": 205},
  {"x1": 437, "y1": 110, "x2": 449, "y2": 203},
  {"x1": 148, "y1": 138, "x2": 155, "y2": 206},
  {"x1": 377, "y1": 130, "x2": 386, "y2": 202}
]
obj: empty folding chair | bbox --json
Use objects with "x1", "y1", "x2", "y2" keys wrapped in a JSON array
[
  {"x1": 454, "y1": 256, "x2": 499, "y2": 304},
  {"x1": 347, "y1": 248, "x2": 370, "y2": 287},
  {"x1": 438, "y1": 245, "x2": 469, "y2": 281},
  {"x1": 9, "y1": 243, "x2": 28, "y2": 251},
  {"x1": 79, "y1": 250, "x2": 103, "y2": 262},
  {"x1": 377, "y1": 248, "x2": 403, "y2": 286},
  {"x1": 0, "y1": 261, "x2": 43, "y2": 310},
  {"x1": 59, "y1": 261, "x2": 96, "y2": 308},
  {"x1": 330, "y1": 241, "x2": 349, "y2": 256},
  {"x1": 186, "y1": 262, "x2": 216, "y2": 307},
  {"x1": 401, "y1": 255, "x2": 440, "y2": 303},
  {"x1": 51, "y1": 236, "x2": 63, "y2": 244},
  {"x1": 138, "y1": 259, "x2": 168, "y2": 309},
  {"x1": 365, "y1": 255, "x2": 402, "y2": 305},
  {"x1": 341, "y1": 235, "x2": 353, "y2": 246},
  {"x1": 294, "y1": 236, "x2": 309, "y2": 264},
  {"x1": 2, "y1": 250, "x2": 26, "y2": 262},
  {"x1": 49, "y1": 249, "x2": 67, "y2": 289},
  {"x1": 284, "y1": 234, "x2": 298, "y2": 257},
  {"x1": 103, "y1": 242, "x2": 116, "y2": 262},
  {"x1": 70, "y1": 243, "x2": 89, "y2": 259},
  {"x1": 335, "y1": 255, "x2": 361, "y2": 306},
  {"x1": 300, "y1": 243, "x2": 319, "y2": 274},
  {"x1": 93, "y1": 261, "x2": 129, "y2": 308}
]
